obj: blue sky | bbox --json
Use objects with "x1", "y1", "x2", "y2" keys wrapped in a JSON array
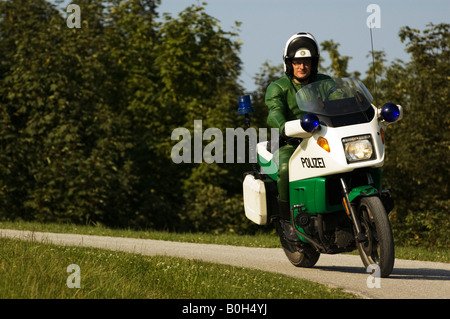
[{"x1": 158, "y1": 0, "x2": 449, "y2": 92}]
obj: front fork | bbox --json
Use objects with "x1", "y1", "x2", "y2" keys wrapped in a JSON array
[{"x1": 340, "y1": 177, "x2": 367, "y2": 242}]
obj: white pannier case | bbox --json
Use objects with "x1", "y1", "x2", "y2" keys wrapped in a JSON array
[{"x1": 242, "y1": 174, "x2": 268, "y2": 225}]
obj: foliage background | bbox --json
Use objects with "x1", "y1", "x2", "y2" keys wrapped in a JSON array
[{"x1": 0, "y1": 0, "x2": 448, "y2": 247}]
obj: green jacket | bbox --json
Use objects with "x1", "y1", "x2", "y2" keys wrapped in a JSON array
[{"x1": 265, "y1": 74, "x2": 331, "y2": 134}]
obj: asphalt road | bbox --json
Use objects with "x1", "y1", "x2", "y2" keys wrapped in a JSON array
[{"x1": 1, "y1": 229, "x2": 449, "y2": 299}]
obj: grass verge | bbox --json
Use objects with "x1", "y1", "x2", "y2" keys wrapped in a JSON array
[{"x1": 0, "y1": 237, "x2": 357, "y2": 299}]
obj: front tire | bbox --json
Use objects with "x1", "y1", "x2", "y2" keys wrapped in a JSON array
[{"x1": 356, "y1": 197, "x2": 395, "y2": 278}]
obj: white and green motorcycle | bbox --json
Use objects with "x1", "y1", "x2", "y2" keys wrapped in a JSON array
[{"x1": 243, "y1": 78, "x2": 402, "y2": 277}]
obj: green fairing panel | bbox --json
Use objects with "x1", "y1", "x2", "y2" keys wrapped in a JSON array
[
  {"x1": 289, "y1": 169, "x2": 383, "y2": 211},
  {"x1": 348, "y1": 185, "x2": 379, "y2": 202},
  {"x1": 289, "y1": 177, "x2": 342, "y2": 214},
  {"x1": 288, "y1": 169, "x2": 383, "y2": 243},
  {"x1": 347, "y1": 168, "x2": 382, "y2": 201}
]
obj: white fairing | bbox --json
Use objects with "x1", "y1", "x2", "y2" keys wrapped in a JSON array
[
  {"x1": 289, "y1": 105, "x2": 385, "y2": 182},
  {"x1": 284, "y1": 120, "x2": 313, "y2": 138}
]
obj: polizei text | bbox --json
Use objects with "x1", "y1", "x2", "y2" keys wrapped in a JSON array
[{"x1": 301, "y1": 157, "x2": 326, "y2": 168}]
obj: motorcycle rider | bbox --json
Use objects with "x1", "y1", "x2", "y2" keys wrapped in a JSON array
[{"x1": 265, "y1": 32, "x2": 331, "y2": 242}]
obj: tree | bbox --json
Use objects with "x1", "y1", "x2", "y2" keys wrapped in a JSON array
[
  {"x1": 380, "y1": 23, "x2": 449, "y2": 247},
  {"x1": 0, "y1": 0, "x2": 142, "y2": 225},
  {"x1": 320, "y1": 40, "x2": 360, "y2": 79},
  {"x1": 362, "y1": 50, "x2": 387, "y2": 106},
  {"x1": 0, "y1": 0, "x2": 252, "y2": 233},
  {"x1": 156, "y1": 5, "x2": 254, "y2": 233}
]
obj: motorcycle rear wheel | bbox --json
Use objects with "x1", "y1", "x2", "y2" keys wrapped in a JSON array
[
  {"x1": 356, "y1": 196, "x2": 395, "y2": 278},
  {"x1": 282, "y1": 245, "x2": 320, "y2": 268},
  {"x1": 277, "y1": 223, "x2": 320, "y2": 268}
]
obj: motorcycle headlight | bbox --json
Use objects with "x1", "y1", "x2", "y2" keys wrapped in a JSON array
[{"x1": 342, "y1": 134, "x2": 376, "y2": 163}]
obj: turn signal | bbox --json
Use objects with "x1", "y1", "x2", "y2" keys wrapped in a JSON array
[
  {"x1": 380, "y1": 128, "x2": 385, "y2": 144},
  {"x1": 342, "y1": 198, "x2": 350, "y2": 216},
  {"x1": 317, "y1": 137, "x2": 330, "y2": 152}
]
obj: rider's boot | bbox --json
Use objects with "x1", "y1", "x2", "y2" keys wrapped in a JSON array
[{"x1": 278, "y1": 198, "x2": 300, "y2": 243}]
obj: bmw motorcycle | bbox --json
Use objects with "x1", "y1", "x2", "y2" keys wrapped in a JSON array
[{"x1": 242, "y1": 77, "x2": 402, "y2": 278}]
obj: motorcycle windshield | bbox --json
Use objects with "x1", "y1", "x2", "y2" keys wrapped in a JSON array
[{"x1": 296, "y1": 78, "x2": 373, "y2": 116}]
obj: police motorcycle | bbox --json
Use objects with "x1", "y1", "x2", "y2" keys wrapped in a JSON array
[{"x1": 241, "y1": 77, "x2": 402, "y2": 278}]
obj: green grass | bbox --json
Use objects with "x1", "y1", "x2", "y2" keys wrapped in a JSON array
[
  {"x1": 0, "y1": 220, "x2": 448, "y2": 262},
  {"x1": 0, "y1": 237, "x2": 357, "y2": 299},
  {"x1": 0, "y1": 220, "x2": 281, "y2": 247}
]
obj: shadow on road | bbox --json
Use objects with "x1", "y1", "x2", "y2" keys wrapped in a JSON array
[
  {"x1": 314, "y1": 265, "x2": 366, "y2": 275},
  {"x1": 389, "y1": 267, "x2": 450, "y2": 281},
  {"x1": 313, "y1": 264, "x2": 450, "y2": 281}
]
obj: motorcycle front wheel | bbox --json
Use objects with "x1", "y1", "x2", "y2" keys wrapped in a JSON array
[{"x1": 356, "y1": 196, "x2": 395, "y2": 278}]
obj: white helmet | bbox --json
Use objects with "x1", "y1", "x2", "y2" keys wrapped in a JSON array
[{"x1": 283, "y1": 32, "x2": 320, "y2": 77}]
